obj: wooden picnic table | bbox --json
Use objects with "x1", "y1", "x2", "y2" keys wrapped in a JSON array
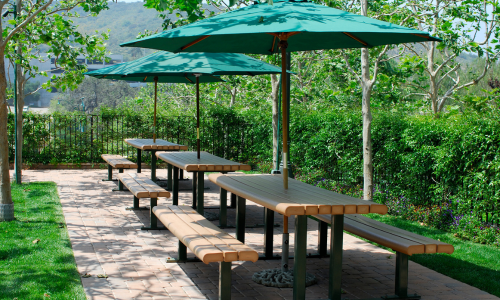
[
  {"x1": 156, "y1": 151, "x2": 250, "y2": 226},
  {"x1": 208, "y1": 173, "x2": 388, "y2": 300},
  {"x1": 124, "y1": 139, "x2": 188, "y2": 183}
]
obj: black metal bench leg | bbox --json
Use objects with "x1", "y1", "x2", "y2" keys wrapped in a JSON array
[
  {"x1": 329, "y1": 215, "x2": 344, "y2": 300},
  {"x1": 396, "y1": 252, "x2": 409, "y2": 298},
  {"x1": 126, "y1": 196, "x2": 148, "y2": 211},
  {"x1": 192, "y1": 172, "x2": 197, "y2": 209},
  {"x1": 219, "y1": 261, "x2": 232, "y2": 300},
  {"x1": 141, "y1": 198, "x2": 165, "y2": 230},
  {"x1": 102, "y1": 164, "x2": 113, "y2": 181},
  {"x1": 112, "y1": 169, "x2": 125, "y2": 191},
  {"x1": 173, "y1": 167, "x2": 179, "y2": 205},
  {"x1": 197, "y1": 171, "x2": 205, "y2": 215},
  {"x1": 264, "y1": 208, "x2": 274, "y2": 259},
  {"x1": 318, "y1": 220, "x2": 328, "y2": 257},
  {"x1": 236, "y1": 196, "x2": 246, "y2": 243},
  {"x1": 219, "y1": 187, "x2": 228, "y2": 228},
  {"x1": 179, "y1": 169, "x2": 184, "y2": 180}
]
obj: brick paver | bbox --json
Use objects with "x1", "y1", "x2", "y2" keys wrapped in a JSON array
[{"x1": 13, "y1": 169, "x2": 498, "y2": 300}]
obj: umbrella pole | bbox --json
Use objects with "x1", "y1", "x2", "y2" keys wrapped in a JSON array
[
  {"x1": 196, "y1": 75, "x2": 200, "y2": 159},
  {"x1": 280, "y1": 40, "x2": 289, "y2": 189},
  {"x1": 154, "y1": 77, "x2": 158, "y2": 143}
]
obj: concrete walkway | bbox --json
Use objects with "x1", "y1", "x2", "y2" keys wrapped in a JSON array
[{"x1": 15, "y1": 169, "x2": 498, "y2": 300}]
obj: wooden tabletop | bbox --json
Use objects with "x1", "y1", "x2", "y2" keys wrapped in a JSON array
[
  {"x1": 124, "y1": 139, "x2": 188, "y2": 151},
  {"x1": 208, "y1": 173, "x2": 388, "y2": 217},
  {"x1": 156, "y1": 151, "x2": 251, "y2": 172}
]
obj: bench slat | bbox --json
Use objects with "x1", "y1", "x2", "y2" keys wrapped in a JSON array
[
  {"x1": 177, "y1": 206, "x2": 259, "y2": 262},
  {"x1": 101, "y1": 154, "x2": 137, "y2": 169},
  {"x1": 117, "y1": 173, "x2": 170, "y2": 198},
  {"x1": 347, "y1": 215, "x2": 454, "y2": 254},
  {"x1": 315, "y1": 214, "x2": 454, "y2": 256},
  {"x1": 153, "y1": 206, "x2": 224, "y2": 264},
  {"x1": 170, "y1": 206, "x2": 239, "y2": 262}
]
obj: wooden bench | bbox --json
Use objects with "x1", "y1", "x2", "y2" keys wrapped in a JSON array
[
  {"x1": 153, "y1": 205, "x2": 259, "y2": 300},
  {"x1": 117, "y1": 173, "x2": 170, "y2": 230},
  {"x1": 101, "y1": 154, "x2": 137, "y2": 183},
  {"x1": 314, "y1": 214, "x2": 454, "y2": 300}
]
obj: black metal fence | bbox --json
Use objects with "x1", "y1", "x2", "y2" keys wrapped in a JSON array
[{"x1": 8, "y1": 113, "x2": 260, "y2": 165}]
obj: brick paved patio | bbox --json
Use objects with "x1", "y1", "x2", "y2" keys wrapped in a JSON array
[{"x1": 14, "y1": 169, "x2": 498, "y2": 300}]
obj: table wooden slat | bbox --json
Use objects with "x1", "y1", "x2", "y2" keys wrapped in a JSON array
[
  {"x1": 125, "y1": 139, "x2": 188, "y2": 151},
  {"x1": 208, "y1": 174, "x2": 388, "y2": 216},
  {"x1": 156, "y1": 151, "x2": 251, "y2": 172}
]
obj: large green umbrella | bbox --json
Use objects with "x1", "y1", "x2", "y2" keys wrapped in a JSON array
[
  {"x1": 121, "y1": 0, "x2": 440, "y2": 189},
  {"x1": 85, "y1": 51, "x2": 283, "y2": 157}
]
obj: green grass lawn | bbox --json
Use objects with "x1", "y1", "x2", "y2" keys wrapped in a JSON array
[
  {"x1": 366, "y1": 214, "x2": 500, "y2": 297},
  {"x1": 0, "y1": 182, "x2": 86, "y2": 300}
]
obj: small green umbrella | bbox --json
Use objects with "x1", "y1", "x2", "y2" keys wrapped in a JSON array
[
  {"x1": 85, "y1": 51, "x2": 283, "y2": 157},
  {"x1": 121, "y1": 0, "x2": 440, "y2": 189}
]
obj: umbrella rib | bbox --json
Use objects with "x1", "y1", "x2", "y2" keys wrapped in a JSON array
[
  {"x1": 343, "y1": 32, "x2": 369, "y2": 47},
  {"x1": 185, "y1": 76, "x2": 194, "y2": 83},
  {"x1": 181, "y1": 35, "x2": 210, "y2": 50},
  {"x1": 269, "y1": 35, "x2": 277, "y2": 53},
  {"x1": 143, "y1": 76, "x2": 148, "y2": 81},
  {"x1": 412, "y1": 33, "x2": 430, "y2": 39}
]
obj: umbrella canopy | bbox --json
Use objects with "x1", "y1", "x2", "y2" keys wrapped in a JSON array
[
  {"x1": 121, "y1": 0, "x2": 440, "y2": 189},
  {"x1": 85, "y1": 51, "x2": 283, "y2": 157},
  {"x1": 121, "y1": 0, "x2": 440, "y2": 54}
]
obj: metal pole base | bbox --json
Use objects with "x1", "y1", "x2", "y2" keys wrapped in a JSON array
[
  {"x1": 111, "y1": 188, "x2": 128, "y2": 192},
  {"x1": 101, "y1": 179, "x2": 118, "y2": 182}
]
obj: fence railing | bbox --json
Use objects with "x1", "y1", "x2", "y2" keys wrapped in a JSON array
[{"x1": 8, "y1": 113, "x2": 257, "y2": 165}]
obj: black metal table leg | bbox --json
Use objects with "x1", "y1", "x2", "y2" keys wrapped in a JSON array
[
  {"x1": 236, "y1": 196, "x2": 246, "y2": 243},
  {"x1": 173, "y1": 166, "x2": 179, "y2": 205},
  {"x1": 318, "y1": 220, "x2": 328, "y2": 257},
  {"x1": 219, "y1": 261, "x2": 232, "y2": 300},
  {"x1": 293, "y1": 215, "x2": 307, "y2": 300},
  {"x1": 192, "y1": 172, "x2": 197, "y2": 209},
  {"x1": 230, "y1": 192, "x2": 236, "y2": 208},
  {"x1": 137, "y1": 148, "x2": 141, "y2": 173},
  {"x1": 264, "y1": 208, "x2": 274, "y2": 259},
  {"x1": 167, "y1": 163, "x2": 172, "y2": 191},
  {"x1": 151, "y1": 150, "x2": 157, "y2": 182},
  {"x1": 197, "y1": 171, "x2": 205, "y2": 215},
  {"x1": 219, "y1": 187, "x2": 228, "y2": 228},
  {"x1": 329, "y1": 215, "x2": 344, "y2": 300}
]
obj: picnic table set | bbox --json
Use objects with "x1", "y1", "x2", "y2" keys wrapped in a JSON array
[{"x1": 87, "y1": 1, "x2": 454, "y2": 299}]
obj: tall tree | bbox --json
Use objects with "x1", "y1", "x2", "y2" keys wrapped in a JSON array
[
  {"x1": 6, "y1": 3, "x2": 109, "y2": 183},
  {"x1": 399, "y1": 0, "x2": 500, "y2": 114},
  {"x1": 0, "y1": 0, "x2": 108, "y2": 222}
]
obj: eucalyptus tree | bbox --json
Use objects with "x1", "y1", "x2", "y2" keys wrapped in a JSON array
[
  {"x1": 398, "y1": 0, "x2": 500, "y2": 114},
  {"x1": 0, "y1": 0, "x2": 109, "y2": 222}
]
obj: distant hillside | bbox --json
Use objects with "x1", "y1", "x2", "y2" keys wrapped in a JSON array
[{"x1": 72, "y1": 2, "x2": 168, "y2": 61}]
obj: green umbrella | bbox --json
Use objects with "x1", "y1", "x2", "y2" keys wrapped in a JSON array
[
  {"x1": 85, "y1": 51, "x2": 283, "y2": 157},
  {"x1": 121, "y1": 0, "x2": 440, "y2": 189}
]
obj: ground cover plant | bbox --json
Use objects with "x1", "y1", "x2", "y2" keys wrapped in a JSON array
[{"x1": 0, "y1": 182, "x2": 86, "y2": 299}]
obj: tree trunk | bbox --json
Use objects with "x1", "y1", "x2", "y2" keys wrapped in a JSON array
[
  {"x1": 15, "y1": 49, "x2": 23, "y2": 183},
  {"x1": 361, "y1": 0, "x2": 373, "y2": 201},
  {"x1": 0, "y1": 45, "x2": 14, "y2": 221},
  {"x1": 271, "y1": 74, "x2": 279, "y2": 169}
]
